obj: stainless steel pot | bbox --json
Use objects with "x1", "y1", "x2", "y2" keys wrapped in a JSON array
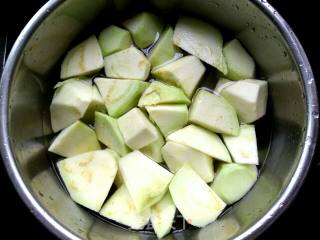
[{"x1": 1, "y1": 0, "x2": 318, "y2": 239}]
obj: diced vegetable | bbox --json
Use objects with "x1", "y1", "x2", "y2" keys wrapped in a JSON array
[
  {"x1": 151, "y1": 192, "x2": 176, "y2": 239},
  {"x1": 167, "y1": 124, "x2": 231, "y2": 162},
  {"x1": 82, "y1": 85, "x2": 106, "y2": 123},
  {"x1": 58, "y1": 150, "x2": 118, "y2": 211},
  {"x1": 223, "y1": 39, "x2": 255, "y2": 80},
  {"x1": 50, "y1": 79, "x2": 92, "y2": 132},
  {"x1": 152, "y1": 56, "x2": 205, "y2": 97},
  {"x1": 124, "y1": 12, "x2": 163, "y2": 48},
  {"x1": 105, "y1": 148, "x2": 120, "y2": 160},
  {"x1": 211, "y1": 163, "x2": 258, "y2": 204},
  {"x1": 149, "y1": 26, "x2": 180, "y2": 67},
  {"x1": 214, "y1": 78, "x2": 233, "y2": 93},
  {"x1": 141, "y1": 128, "x2": 165, "y2": 163},
  {"x1": 118, "y1": 108, "x2": 158, "y2": 150},
  {"x1": 98, "y1": 25, "x2": 133, "y2": 56},
  {"x1": 94, "y1": 112, "x2": 130, "y2": 156},
  {"x1": 146, "y1": 104, "x2": 188, "y2": 137},
  {"x1": 95, "y1": 77, "x2": 149, "y2": 117},
  {"x1": 173, "y1": 17, "x2": 227, "y2": 74},
  {"x1": 61, "y1": 36, "x2": 104, "y2": 79},
  {"x1": 49, "y1": 121, "x2": 100, "y2": 157},
  {"x1": 114, "y1": 172, "x2": 124, "y2": 188},
  {"x1": 223, "y1": 124, "x2": 259, "y2": 165},
  {"x1": 48, "y1": 12, "x2": 268, "y2": 236},
  {"x1": 119, "y1": 151, "x2": 173, "y2": 212},
  {"x1": 138, "y1": 81, "x2": 190, "y2": 107},
  {"x1": 189, "y1": 89, "x2": 239, "y2": 136},
  {"x1": 100, "y1": 185, "x2": 151, "y2": 229},
  {"x1": 219, "y1": 79, "x2": 268, "y2": 123},
  {"x1": 104, "y1": 46, "x2": 151, "y2": 81},
  {"x1": 104, "y1": 149, "x2": 124, "y2": 188},
  {"x1": 169, "y1": 165, "x2": 226, "y2": 227},
  {"x1": 162, "y1": 141, "x2": 214, "y2": 183}
]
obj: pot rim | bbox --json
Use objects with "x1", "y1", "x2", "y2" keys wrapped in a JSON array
[{"x1": 0, "y1": 0, "x2": 318, "y2": 239}]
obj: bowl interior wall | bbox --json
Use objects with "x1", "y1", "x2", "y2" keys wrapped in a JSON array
[{"x1": 7, "y1": 0, "x2": 306, "y2": 239}]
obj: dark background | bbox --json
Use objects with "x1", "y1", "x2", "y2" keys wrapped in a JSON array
[{"x1": 1, "y1": 0, "x2": 319, "y2": 239}]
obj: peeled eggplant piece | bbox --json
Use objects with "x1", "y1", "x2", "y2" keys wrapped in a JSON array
[
  {"x1": 151, "y1": 192, "x2": 176, "y2": 239},
  {"x1": 152, "y1": 55, "x2": 205, "y2": 97},
  {"x1": 223, "y1": 39, "x2": 255, "y2": 80},
  {"x1": 100, "y1": 185, "x2": 151, "y2": 230},
  {"x1": 211, "y1": 163, "x2": 258, "y2": 204},
  {"x1": 141, "y1": 127, "x2": 165, "y2": 163},
  {"x1": 49, "y1": 121, "x2": 100, "y2": 157},
  {"x1": 94, "y1": 112, "x2": 130, "y2": 157},
  {"x1": 124, "y1": 12, "x2": 163, "y2": 48},
  {"x1": 167, "y1": 124, "x2": 231, "y2": 162},
  {"x1": 219, "y1": 79, "x2": 268, "y2": 123},
  {"x1": 104, "y1": 46, "x2": 151, "y2": 81},
  {"x1": 222, "y1": 124, "x2": 259, "y2": 165},
  {"x1": 173, "y1": 16, "x2": 227, "y2": 74},
  {"x1": 98, "y1": 25, "x2": 133, "y2": 56},
  {"x1": 138, "y1": 81, "x2": 190, "y2": 107},
  {"x1": 118, "y1": 108, "x2": 158, "y2": 150},
  {"x1": 169, "y1": 165, "x2": 226, "y2": 227},
  {"x1": 61, "y1": 35, "x2": 104, "y2": 79},
  {"x1": 105, "y1": 149, "x2": 125, "y2": 188},
  {"x1": 95, "y1": 77, "x2": 149, "y2": 118},
  {"x1": 189, "y1": 89, "x2": 239, "y2": 136},
  {"x1": 162, "y1": 141, "x2": 214, "y2": 183},
  {"x1": 82, "y1": 85, "x2": 106, "y2": 124},
  {"x1": 214, "y1": 78, "x2": 233, "y2": 93},
  {"x1": 57, "y1": 150, "x2": 118, "y2": 212},
  {"x1": 149, "y1": 26, "x2": 180, "y2": 67},
  {"x1": 146, "y1": 104, "x2": 188, "y2": 137},
  {"x1": 50, "y1": 79, "x2": 92, "y2": 132},
  {"x1": 119, "y1": 151, "x2": 173, "y2": 212}
]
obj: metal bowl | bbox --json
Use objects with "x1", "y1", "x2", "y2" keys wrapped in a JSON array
[{"x1": 0, "y1": 0, "x2": 318, "y2": 239}]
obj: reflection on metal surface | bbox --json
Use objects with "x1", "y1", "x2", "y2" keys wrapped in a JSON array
[
  {"x1": 88, "y1": 219, "x2": 144, "y2": 240},
  {"x1": 238, "y1": 25, "x2": 294, "y2": 75},
  {"x1": 31, "y1": 169, "x2": 95, "y2": 239},
  {"x1": 238, "y1": 26, "x2": 292, "y2": 75},
  {"x1": 232, "y1": 168, "x2": 281, "y2": 227},
  {"x1": 196, "y1": 216, "x2": 240, "y2": 240},
  {"x1": 23, "y1": 15, "x2": 81, "y2": 75},
  {"x1": 1, "y1": 35, "x2": 7, "y2": 73},
  {"x1": 266, "y1": 119, "x2": 304, "y2": 182},
  {"x1": 179, "y1": 0, "x2": 275, "y2": 33},
  {"x1": 9, "y1": 63, "x2": 48, "y2": 141},
  {"x1": 268, "y1": 69, "x2": 305, "y2": 125},
  {"x1": 23, "y1": 0, "x2": 107, "y2": 75}
]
